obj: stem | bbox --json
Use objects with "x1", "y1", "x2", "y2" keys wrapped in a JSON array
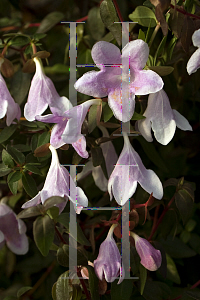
[
  {"x1": 148, "y1": 23, "x2": 161, "y2": 48},
  {"x1": 191, "y1": 279, "x2": 200, "y2": 289},
  {"x1": 55, "y1": 226, "x2": 67, "y2": 244},
  {"x1": 170, "y1": 4, "x2": 200, "y2": 20},
  {"x1": 77, "y1": 267, "x2": 91, "y2": 300},
  {"x1": 31, "y1": 43, "x2": 37, "y2": 55},
  {"x1": 148, "y1": 195, "x2": 175, "y2": 241},
  {"x1": 1, "y1": 45, "x2": 8, "y2": 56},
  {"x1": 112, "y1": 0, "x2": 130, "y2": 40}
]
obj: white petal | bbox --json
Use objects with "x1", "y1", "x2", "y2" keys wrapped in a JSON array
[
  {"x1": 173, "y1": 109, "x2": 193, "y2": 131},
  {"x1": 187, "y1": 48, "x2": 200, "y2": 75},
  {"x1": 137, "y1": 119, "x2": 153, "y2": 142},
  {"x1": 192, "y1": 28, "x2": 200, "y2": 47}
]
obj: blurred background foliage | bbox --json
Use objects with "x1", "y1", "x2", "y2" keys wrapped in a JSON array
[{"x1": 0, "y1": 0, "x2": 200, "y2": 299}]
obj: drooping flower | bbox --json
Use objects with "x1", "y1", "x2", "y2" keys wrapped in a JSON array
[
  {"x1": 130, "y1": 232, "x2": 162, "y2": 271},
  {"x1": 77, "y1": 126, "x2": 118, "y2": 191},
  {"x1": 24, "y1": 57, "x2": 61, "y2": 121},
  {"x1": 0, "y1": 202, "x2": 28, "y2": 255},
  {"x1": 136, "y1": 89, "x2": 192, "y2": 145},
  {"x1": 74, "y1": 40, "x2": 163, "y2": 122},
  {"x1": 94, "y1": 224, "x2": 124, "y2": 284},
  {"x1": 187, "y1": 28, "x2": 200, "y2": 75},
  {"x1": 36, "y1": 99, "x2": 101, "y2": 158},
  {"x1": 0, "y1": 58, "x2": 21, "y2": 126},
  {"x1": 108, "y1": 133, "x2": 163, "y2": 206},
  {"x1": 22, "y1": 145, "x2": 88, "y2": 214}
]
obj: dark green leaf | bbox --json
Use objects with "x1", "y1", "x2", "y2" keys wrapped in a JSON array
[
  {"x1": 47, "y1": 206, "x2": 60, "y2": 220},
  {"x1": 2, "y1": 149, "x2": 14, "y2": 168},
  {"x1": 91, "y1": 146, "x2": 104, "y2": 167},
  {"x1": 7, "y1": 145, "x2": 25, "y2": 165},
  {"x1": 0, "y1": 124, "x2": 18, "y2": 143},
  {"x1": 13, "y1": 144, "x2": 31, "y2": 152},
  {"x1": 163, "y1": 178, "x2": 179, "y2": 188},
  {"x1": 22, "y1": 172, "x2": 38, "y2": 197},
  {"x1": 131, "y1": 111, "x2": 146, "y2": 120},
  {"x1": 189, "y1": 233, "x2": 200, "y2": 255},
  {"x1": 88, "y1": 7, "x2": 105, "y2": 40},
  {"x1": 185, "y1": 290, "x2": 200, "y2": 300},
  {"x1": 159, "y1": 236, "x2": 196, "y2": 258},
  {"x1": 52, "y1": 282, "x2": 57, "y2": 300},
  {"x1": 102, "y1": 102, "x2": 113, "y2": 122},
  {"x1": 129, "y1": 6, "x2": 157, "y2": 27},
  {"x1": 36, "y1": 12, "x2": 64, "y2": 34},
  {"x1": 175, "y1": 189, "x2": 194, "y2": 224},
  {"x1": 37, "y1": 131, "x2": 50, "y2": 147},
  {"x1": 139, "y1": 264, "x2": 147, "y2": 295},
  {"x1": 8, "y1": 192, "x2": 22, "y2": 208},
  {"x1": 7, "y1": 171, "x2": 20, "y2": 194},
  {"x1": 33, "y1": 215, "x2": 55, "y2": 256},
  {"x1": 138, "y1": 29, "x2": 146, "y2": 41},
  {"x1": 111, "y1": 278, "x2": 133, "y2": 300},
  {"x1": 17, "y1": 205, "x2": 43, "y2": 218},
  {"x1": 88, "y1": 105, "x2": 98, "y2": 133},
  {"x1": 166, "y1": 254, "x2": 181, "y2": 284},
  {"x1": 10, "y1": 70, "x2": 31, "y2": 105},
  {"x1": 143, "y1": 281, "x2": 171, "y2": 300},
  {"x1": 44, "y1": 64, "x2": 69, "y2": 75},
  {"x1": 56, "y1": 271, "x2": 70, "y2": 300},
  {"x1": 24, "y1": 163, "x2": 43, "y2": 175},
  {"x1": 57, "y1": 213, "x2": 91, "y2": 246},
  {"x1": 147, "y1": 66, "x2": 174, "y2": 76},
  {"x1": 185, "y1": 219, "x2": 196, "y2": 232},
  {"x1": 87, "y1": 265, "x2": 100, "y2": 300},
  {"x1": 0, "y1": 163, "x2": 12, "y2": 177},
  {"x1": 154, "y1": 35, "x2": 168, "y2": 65},
  {"x1": 32, "y1": 33, "x2": 47, "y2": 40},
  {"x1": 10, "y1": 35, "x2": 30, "y2": 46},
  {"x1": 100, "y1": 0, "x2": 122, "y2": 46},
  {"x1": 17, "y1": 286, "x2": 32, "y2": 298},
  {"x1": 43, "y1": 196, "x2": 66, "y2": 210},
  {"x1": 31, "y1": 134, "x2": 39, "y2": 151}
]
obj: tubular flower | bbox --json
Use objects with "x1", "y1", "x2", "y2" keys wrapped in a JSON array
[
  {"x1": 77, "y1": 126, "x2": 118, "y2": 191},
  {"x1": 0, "y1": 59, "x2": 21, "y2": 126},
  {"x1": 0, "y1": 202, "x2": 28, "y2": 255},
  {"x1": 36, "y1": 99, "x2": 101, "y2": 158},
  {"x1": 74, "y1": 40, "x2": 163, "y2": 122},
  {"x1": 108, "y1": 133, "x2": 163, "y2": 206},
  {"x1": 187, "y1": 28, "x2": 200, "y2": 75},
  {"x1": 137, "y1": 89, "x2": 192, "y2": 145},
  {"x1": 24, "y1": 57, "x2": 61, "y2": 121},
  {"x1": 22, "y1": 145, "x2": 88, "y2": 214},
  {"x1": 94, "y1": 224, "x2": 124, "y2": 284},
  {"x1": 130, "y1": 232, "x2": 162, "y2": 271}
]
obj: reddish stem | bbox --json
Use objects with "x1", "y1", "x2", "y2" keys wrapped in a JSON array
[
  {"x1": 77, "y1": 267, "x2": 91, "y2": 300},
  {"x1": 112, "y1": 0, "x2": 124, "y2": 22},
  {"x1": 170, "y1": 4, "x2": 200, "y2": 20},
  {"x1": 76, "y1": 16, "x2": 88, "y2": 22},
  {"x1": 55, "y1": 226, "x2": 67, "y2": 244},
  {"x1": 191, "y1": 279, "x2": 200, "y2": 289}
]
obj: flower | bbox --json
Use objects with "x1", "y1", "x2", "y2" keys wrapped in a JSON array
[
  {"x1": 0, "y1": 202, "x2": 28, "y2": 255},
  {"x1": 137, "y1": 89, "x2": 192, "y2": 145},
  {"x1": 187, "y1": 28, "x2": 200, "y2": 75},
  {"x1": 36, "y1": 99, "x2": 101, "y2": 158},
  {"x1": 22, "y1": 145, "x2": 88, "y2": 214},
  {"x1": 94, "y1": 224, "x2": 124, "y2": 284},
  {"x1": 74, "y1": 40, "x2": 163, "y2": 122},
  {"x1": 108, "y1": 133, "x2": 163, "y2": 206},
  {"x1": 24, "y1": 57, "x2": 61, "y2": 121},
  {"x1": 0, "y1": 58, "x2": 21, "y2": 126},
  {"x1": 130, "y1": 232, "x2": 162, "y2": 271},
  {"x1": 77, "y1": 126, "x2": 118, "y2": 191}
]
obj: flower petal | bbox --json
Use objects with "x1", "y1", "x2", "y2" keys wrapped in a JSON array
[
  {"x1": 50, "y1": 96, "x2": 73, "y2": 115},
  {"x1": 132, "y1": 70, "x2": 163, "y2": 95},
  {"x1": 0, "y1": 231, "x2": 5, "y2": 250},
  {"x1": 137, "y1": 119, "x2": 153, "y2": 142},
  {"x1": 192, "y1": 28, "x2": 200, "y2": 47},
  {"x1": 6, "y1": 100, "x2": 21, "y2": 126},
  {"x1": 187, "y1": 48, "x2": 200, "y2": 75},
  {"x1": 36, "y1": 114, "x2": 64, "y2": 124},
  {"x1": 50, "y1": 121, "x2": 67, "y2": 149},
  {"x1": 91, "y1": 41, "x2": 121, "y2": 67},
  {"x1": 21, "y1": 192, "x2": 41, "y2": 208},
  {"x1": 72, "y1": 136, "x2": 89, "y2": 158},
  {"x1": 173, "y1": 109, "x2": 193, "y2": 131}
]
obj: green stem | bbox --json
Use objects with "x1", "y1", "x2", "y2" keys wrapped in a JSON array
[{"x1": 148, "y1": 23, "x2": 161, "y2": 48}]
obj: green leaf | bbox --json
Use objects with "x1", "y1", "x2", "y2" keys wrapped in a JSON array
[
  {"x1": 57, "y1": 213, "x2": 91, "y2": 246},
  {"x1": 10, "y1": 35, "x2": 30, "y2": 46},
  {"x1": 166, "y1": 254, "x2": 181, "y2": 284},
  {"x1": 189, "y1": 233, "x2": 200, "y2": 255},
  {"x1": 24, "y1": 163, "x2": 43, "y2": 175},
  {"x1": 8, "y1": 192, "x2": 22, "y2": 208},
  {"x1": 57, "y1": 245, "x2": 70, "y2": 267},
  {"x1": 136, "y1": 136, "x2": 169, "y2": 173},
  {"x1": 131, "y1": 111, "x2": 146, "y2": 120},
  {"x1": 185, "y1": 219, "x2": 196, "y2": 232},
  {"x1": 37, "y1": 131, "x2": 50, "y2": 147},
  {"x1": 100, "y1": 0, "x2": 122, "y2": 46},
  {"x1": 0, "y1": 163, "x2": 12, "y2": 177},
  {"x1": 175, "y1": 189, "x2": 194, "y2": 224},
  {"x1": 2, "y1": 149, "x2": 14, "y2": 168},
  {"x1": 129, "y1": 6, "x2": 157, "y2": 27},
  {"x1": 10, "y1": 70, "x2": 31, "y2": 105},
  {"x1": 7, "y1": 171, "x2": 21, "y2": 194},
  {"x1": 91, "y1": 146, "x2": 104, "y2": 167},
  {"x1": 17, "y1": 205, "x2": 43, "y2": 218},
  {"x1": 154, "y1": 35, "x2": 168, "y2": 65},
  {"x1": 88, "y1": 105, "x2": 98, "y2": 133},
  {"x1": 33, "y1": 215, "x2": 55, "y2": 256},
  {"x1": 139, "y1": 264, "x2": 147, "y2": 295},
  {"x1": 22, "y1": 172, "x2": 38, "y2": 197},
  {"x1": 43, "y1": 196, "x2": 66, "y2": 210},
  {"x1": 7, "y1": 145, "x2": 25, "y2": 165},
  {"x1": 47, "y1": 206, "x2": 60, "y2": 220},
  {"x1": 147, "y1": 66, "x2": 174, "y2": 76},
  {"x1": 14, "y1": 144, "x2": 31, "y2": 152},
  {"x1": 102, "y1": 102, "x2": 113, "y2": 122},
  {"x1": 17, "y1": 286, "x2": 32, "y2": 298},
  {"x1": 143, "y1": 281, "x2": 171, "y2": 300},
  {"x1": 44, "y1": 64, "x2": 69, "y2": 75},
  {"x1": 159, "y1": 236, "x2": 196, "y2": 258},
  {"x1": 111, "y1": 279, "x2": 133, "y2": 300},
  {"x1": 32, "y1": 33, "x2": 47, "y2": 40},
  {"x1": 56, "y1": 271, "x2": 70, "y2": 300},
  {"x1": 88, "y1": 7, "x2": 105, "y2": 40},
  {"x1": 0, "y1": 124, "x2": 18, "y2": 143},
  {"x1": 52, "y1": 282, "x2": 57, "y2": 300},
  {"x1": 87, "y1": 265, "x2": 100, "y2": 300},
  {"x1": 36, "y1": 11, "x2": 64, "y2": 33},
  {"x1": 138, "y1": 29, "x2": 146, "y2": 41}
]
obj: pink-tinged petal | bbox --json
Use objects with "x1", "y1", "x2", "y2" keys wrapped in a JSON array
[
  {"x1": 6, "y1": 101, "x2": 21, "y2": 126},
  {"x1": 70, "y1": 186, "x2": 88, "y2": 214},
  {"x1": 8, "y1": 232, "x2": 29, "y2": 255},
  {"x1": 0, "y1": 231, "x2": 5, "y2": 250},
  {"x1": 192, "y1": 28, "x2": 200, "y2": 47},
  {"x1": 50, "y1": 96, "x2": 73, "y2": 116},
  {"x1": 18, "y1": 219, "x2": 27, "y2": 234},
  {"x1": 132, "y1": 70, "x2": 164, "y2": 96},
  {"x1": 172, "y1": 109, "x2": 192, "y2": 131},
  {"x1": 131, "y1": 232, "x2": 162, "y2": 271},
  {"x1": 137, "y1": 119, "x2": 153, "y2": 142},
  {"x1": 122, "y1": 39, "x2": 149, "y2": 71},
  {"x1": 108, "y1": 84, "x2": 135, "y2": 122},
  {"x1": 72, "y1": 136, "x2": 89, "y2": 159},
  {"x1": 187, "y1": 48, "x2": 200, "y2": 75},
  {"x1": 139, "y1": 169, "x2": 163, "y2": 200},
  {"x1": 36, "y1": 114, "x2": 64, "y2": 124},
  {"x1": 21, "y1": 192, "x2": 41, "y2": 209},
  {"x1": 0, "y1": 98, "x2": 7, "y2": 119},
  {"x1": 92, "y1": 41, "x2": 121, "y2": 67},
  {"x1": 50, "y1": 121, "x2": 68, "y2": 149}
]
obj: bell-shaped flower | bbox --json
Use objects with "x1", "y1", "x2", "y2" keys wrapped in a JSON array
[
  {"x1": 94, "y1": 224, "x2": 124, "y2": 284},
  {"x1": 137, "y1": 89, "x2": 192, "y2": 145},
  {"x1": 24, "y1": 57, "x2": 61, "y2": 121},
  {"x1": 130, "y1": 232, "x2": 161, "y2": 271},
  {"x1": 187, "y1": 28, "x2": 200, "y2": 75},
  {"x1": 74, "y1": 40, "x2": 163, "y2": 122},
  {"x1": 108, "y1": 133, "x2": 163, "y2": 206},
  {"x1": 36, "y1": 99, "x2": 101, "y2": 158},
  {"x1": 22, "y1": 145, "x2": 88, "y2": 214},
  {"x1": 0, "y1": 59, "x2": 21, "y2": 126},
  {"x1": 0, "y1": 202, "x2": 28, "y2": 255},
  {"x1": 77, "y1": 126, "x2": 118, "y2": 191}
]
